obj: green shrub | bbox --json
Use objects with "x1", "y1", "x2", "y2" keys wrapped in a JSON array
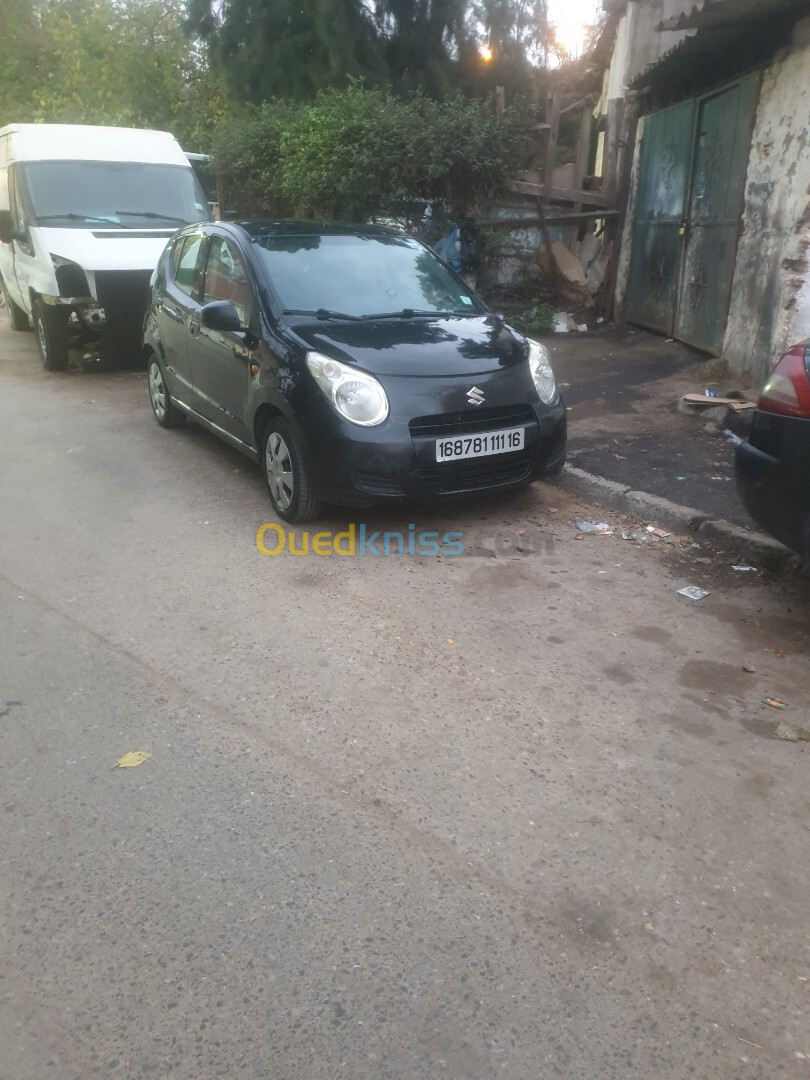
[{"x1": 212, "y1": 85, "x2": 536, "y2": 220}]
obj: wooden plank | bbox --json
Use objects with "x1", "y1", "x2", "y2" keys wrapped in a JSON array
[
  {"x1": 478, "y1": 210, "x2": 619, "y2": 227},
  {"x1": 508, "y1": 179, "x2": 610, "y2": 208},
  {"x1": 559, "y1": 94, "x2": 595, "y2": 119}
]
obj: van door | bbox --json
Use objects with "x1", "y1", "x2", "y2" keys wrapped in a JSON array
[{"x1": 4, "y1": 164, "x2": 35, "y2": 311}]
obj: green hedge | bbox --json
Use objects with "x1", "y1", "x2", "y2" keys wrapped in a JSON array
[{"x1": 211, "y1": 85, "x2": 535, "y2": 221}]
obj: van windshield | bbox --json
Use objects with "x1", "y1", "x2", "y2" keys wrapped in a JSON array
[{"x1": 22, "y1": 161, "x2": 212, "y2": 229}]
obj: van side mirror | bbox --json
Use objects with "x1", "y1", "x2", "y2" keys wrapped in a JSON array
[
  {"x1": 201, "y1": 300, "x2": 243, "y2": 333},
  {"x1": 0, "y1": 210, "x2": 14, "y2": 245}
]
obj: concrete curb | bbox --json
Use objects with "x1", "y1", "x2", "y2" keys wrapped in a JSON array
[{"x1": 549, "y1": 464, "x2": 797, "y2": 574}]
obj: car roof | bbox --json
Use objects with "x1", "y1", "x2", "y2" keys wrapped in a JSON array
[{"x1": 231, "y1": 220, "x2": 405, "y2": 241}]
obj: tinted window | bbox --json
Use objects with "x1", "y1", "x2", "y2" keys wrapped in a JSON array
[
  {"x1": 203, "y1": 237, "x2": 251, "y2": 324},
  {"x1": 173, "y1": 234, "x2": 204, "y2": 298},
  {"x1": 21, "y1": 161, "x2": 211, "y2": 229},
  {"x1": 254, "y1": 234, "x2": 480, "y2": 318}
]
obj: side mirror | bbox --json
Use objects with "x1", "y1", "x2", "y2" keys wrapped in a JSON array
[
  {"x1": 201, "y1": 300, "x2": 243, "y2": 333},
  {"x1": 223, "y1": 209, "x2": 238, "y2": 221},
  {"x1": 0, "y1": 210, "x2": 14, "y2": 245}
]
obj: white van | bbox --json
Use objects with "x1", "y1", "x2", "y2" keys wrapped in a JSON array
[{"x1": 0, "y1": 124, "x2": 212, "y2": 370}]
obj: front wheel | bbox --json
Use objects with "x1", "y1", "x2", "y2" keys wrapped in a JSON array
[
  {"x1": 1, "y1": 277, "x2": 29, "y2": 331},
  {"x1": 261, "y1": 416, "x2": 321, "y2": 523},
  {"x1": 32, "y1": 299, "x2": 70, "y2": 371},
  {"x1": 147, "y1": 356, "x2": 186, "y2": 428}
]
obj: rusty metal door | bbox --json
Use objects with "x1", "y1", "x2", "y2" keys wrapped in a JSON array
[
  {"x1": 624, "y1": 100, "x2": 694, "y2": 336},
  {"x1": 624, "y1": 74, "x2": 759, "y2": 354},
  {"x1": 674, "y1": 75, "x2": 760, "y2": 353}
]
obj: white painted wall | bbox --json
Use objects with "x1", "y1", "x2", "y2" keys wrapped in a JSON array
[{"x1": 723, "y1": 18, "x2": 810, "y2": 382}]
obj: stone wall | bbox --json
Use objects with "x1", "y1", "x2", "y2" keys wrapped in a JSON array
[{"x1": 723, "y1": 18, "x2": 810, "y2": 382}]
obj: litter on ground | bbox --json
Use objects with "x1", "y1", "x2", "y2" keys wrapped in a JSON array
[
  {"x1": 113, "y1": 751, "x2": 152, "y2": 769},
  {"x1": 774, "y1": 721, "x2": 810, "y2": 741},
  {"x1": 574, "y1": 519, "x2": 613, "y2": 535},
  {"x1": 678, "y1": 586, "x2": 710, "y2": 601}
]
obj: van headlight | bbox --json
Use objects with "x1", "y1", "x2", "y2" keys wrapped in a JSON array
[
  {"x1": 527, "y1": 339, "x2": 558, "y2": 404},
  {"x1": 306, "y1": 351, "x2": 389, "y2": 427}
]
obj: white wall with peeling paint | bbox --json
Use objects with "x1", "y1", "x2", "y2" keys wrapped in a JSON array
[{"x1": 722, "y1": 18, "x2": 810, "y2": 382}]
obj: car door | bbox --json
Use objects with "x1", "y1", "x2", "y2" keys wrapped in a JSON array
[
  {"x1": 155, "y1": 230, "x2": 206, "y2": 400},
  {"x1": 190, "y1": 234, "x2": 255, "y2": 444}
]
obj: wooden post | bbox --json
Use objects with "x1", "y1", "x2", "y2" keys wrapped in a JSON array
[
  {"x1": 573, "y1": 106, "x2": 593, "y2": 215},
  {"x1": 605, "y1": 98, "x2": 624, "y2": 209},
  {"x1": 605, "y1": 97, "x2": 637, "y2": 321},
  {"x1": 495, "y1": 85, "x2": 506, "y2": 123},
  {"x1": 542, "y1": 91, "x2": 560, "y2": 209}
]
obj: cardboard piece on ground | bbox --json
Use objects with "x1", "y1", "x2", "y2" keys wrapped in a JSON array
[{"x1": 681, "y1": 394, "x2": 755, "y2": 412}]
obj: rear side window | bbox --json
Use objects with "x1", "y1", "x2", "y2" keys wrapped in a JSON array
[{"x1": 172, "y1": 233, "x2": 204, "y2": 298}]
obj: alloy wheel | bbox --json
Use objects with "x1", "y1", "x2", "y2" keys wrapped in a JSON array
[
  {"x1": 265, "y1": 431, "x2": 294, "y2": 510},
  {"x1": 149, "y1": 361, "x2": 167, "y2": 421}
]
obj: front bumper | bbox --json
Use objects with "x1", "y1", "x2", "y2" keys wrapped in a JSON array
[{"x1": 300, "y1": 394, "x2": 567, "y2": 507}]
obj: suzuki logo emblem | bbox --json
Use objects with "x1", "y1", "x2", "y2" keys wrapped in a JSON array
[{"x1": 466, "y1": 385, "x2": 485, "y2": 406}]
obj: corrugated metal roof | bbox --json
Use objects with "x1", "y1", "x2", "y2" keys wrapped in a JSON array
[{"x1": 630, "y1": 0, "x2": 806, "y2": 89}]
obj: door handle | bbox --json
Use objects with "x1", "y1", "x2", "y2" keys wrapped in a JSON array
[{"x1": 188, "y1": 313, "x2": 201, "y2": 335}]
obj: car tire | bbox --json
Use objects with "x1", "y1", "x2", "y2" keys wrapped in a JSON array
[
  {"x1": 147, "y1": 355, "x2": 186, "y2": 428},
  {"x1": 261, "y1": 416, "x2": 321, "y2": 523},
  {"x1": 1, "y1": 277, "x2": 29, "y2": 331},
  {"x1": 32, "y1": 299, "x2": 70, "y2": 371}
]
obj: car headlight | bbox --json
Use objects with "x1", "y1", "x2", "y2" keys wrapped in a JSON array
[
  {"x1": 527, "y1": 338, "x2": 558, "y2": 404},
  {"x1": 306, "y1": 351, "x2": 389, "y2": 426}
]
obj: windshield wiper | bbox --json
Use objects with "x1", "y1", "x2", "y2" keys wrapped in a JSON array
[
  {"x1": 114, "y1": 211, "x2": 188, "y2": 224},
  {"x1": 365, "y1": 308, "x2": 472, "y2": 319},
  {"x1": 283, "y1": 308, "x2": 365, "y2": 322},
  {"x1": 36, "y1": 213, "x2": 125, "y2": 227}
]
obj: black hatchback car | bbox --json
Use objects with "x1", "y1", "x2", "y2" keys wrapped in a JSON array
[
  {"x1": 736, "y1": 339, "x2": 810, "y2": 561},
  {"x1": 144, "y1": 221, "x2": 566, "y2": 522}
]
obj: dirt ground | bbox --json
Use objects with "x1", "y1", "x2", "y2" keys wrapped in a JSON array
[{"x1": 547, "y1": 325, "x2": 757, "y2": 527}]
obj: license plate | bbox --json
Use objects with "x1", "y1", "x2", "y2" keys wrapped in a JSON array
[{"x1": 436, "y1": 427, "x2": 525, "y2": 462}]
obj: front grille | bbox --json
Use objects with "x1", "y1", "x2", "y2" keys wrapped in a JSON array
[
  {"x1": 95, "y1": 270, "x2": 153, "y2": 365},
  {"x1": 409, "y1": 404, "x2": 535, "y2": 439},
  {"x1": 419, "y1": 448, "x2": 535, "y2": 494},
  {"x1": 95, "y1": 270, "x2": 152, "y2": 318}
]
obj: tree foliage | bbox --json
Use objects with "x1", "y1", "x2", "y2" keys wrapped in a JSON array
[
  {"x1": 0, "y1": 0, "x2": 226, "y2": 148},
  {"x1": 211, "y1": 85, "x2": 536, "y2": 220},
  {"x1": 188, "y1": 0, "x2": 552, "y2": 104}
]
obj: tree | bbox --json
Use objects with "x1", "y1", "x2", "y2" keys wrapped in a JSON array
[
  {"x1": 0, "y1": 0, "x2": 226, "y2": 148},
  {"x1": 186, "y1": 0, "x2": 387, "y2": 103}
]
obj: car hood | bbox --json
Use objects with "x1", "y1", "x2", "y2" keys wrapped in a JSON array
[{"x1": 288, "y1": 315, "x2": 528, "y2": 377}]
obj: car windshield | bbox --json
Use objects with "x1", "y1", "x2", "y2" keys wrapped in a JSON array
[
  {"x1": 22, "y1": 161, "x2": 212, "y2": 229},
  {"x1": 254, "y1": 233, "x2": 481, "y2": 318}
]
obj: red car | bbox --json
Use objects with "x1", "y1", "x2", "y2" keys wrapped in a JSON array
[{"x1": 735, "y1": 340, "x2": 810, "y2": 561}]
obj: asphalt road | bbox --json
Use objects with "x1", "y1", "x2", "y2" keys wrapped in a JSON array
[{"x1": 1, "y1": 323, "x2": 809, "y2": 1080}]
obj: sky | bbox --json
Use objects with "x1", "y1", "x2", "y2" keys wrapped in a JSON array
[{"x1": 548, "y1": 0, "x2": 603, "y2": 58}]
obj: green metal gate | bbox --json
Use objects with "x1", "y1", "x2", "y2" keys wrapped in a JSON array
[{"x1": 625, "y1": 74, "x2": 760, "y2": 355}]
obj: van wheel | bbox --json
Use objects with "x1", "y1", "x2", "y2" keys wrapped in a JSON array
[
  {"x1": 1, "y1": 277, "x2": 29, "y2": 331},
  {"x1": 33, "y1": 300, "x2": 70, "y2": 371},
  {"x1": 262, "y1": 416, "x2": 321, "y2": 523}
]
